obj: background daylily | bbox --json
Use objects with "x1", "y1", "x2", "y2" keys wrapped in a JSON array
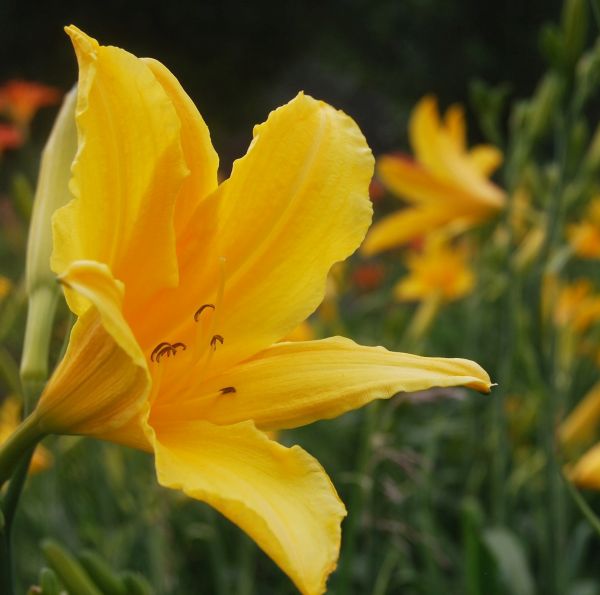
[
  {"x1": 567, "y1": 197, "x2": 600, "y2": 259},
  {"x1": 0, "y1": 80, "x2": 61, "y2": 130},
  {"x1": 361, "y1": 96, "x2": 506, "y2": 255},
  {"x1": 0, "y1": 27, "x2": 493, "y2": 595}
]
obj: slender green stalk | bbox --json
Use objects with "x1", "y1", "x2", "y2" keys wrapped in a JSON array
[
  {"x1": 20, "y1": 286, "x2": 59, "y2": 412},
  {"x1": 237, "y1": 535, "x2": 256, "y2": 595},
  {"x1": 561, "y1": 473, "x2": 600, "y2": 536},
  {"x1": 335, "y1": 402, "x2": 380, "y2": 593},
  {"x1": 0, "y1": 414, "x2": 45, "y2": 488}
]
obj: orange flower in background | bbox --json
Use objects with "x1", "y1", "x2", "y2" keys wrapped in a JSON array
[
  {"x1": 0, "y1": 80, "x2": 61, "y2": 128},
  {"x1": 567, "y1": 197, "x2": 600, "y2": 259},
  {"x1": 0, "y1": 123, "x2": 23, "y2": 153},
  {"x1": 395, "y1": 236, "x2": 475, "y2": 303},
  {"x1": 362, "y1": 96, "x2": 506, "y2": 255},
  {"x1": 352, "y1": 262, "x2": 385, "y2": 292}
]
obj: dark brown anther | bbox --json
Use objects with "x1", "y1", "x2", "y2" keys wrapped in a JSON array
[
  {"x1": 151, "y1": 342, "x2": 172, "y2": 362},
  {"x1": 194, "y1": 303, "x2": 215, "y2": 322},
  {"x1": 210, "y1": 334, "x2": 224, "y2": 350},
  {"x1": 219, "y1": 386, "x2": 236, "y2": 395},
  {"x1": 152, "y1": 341, "x2": 187, "y2": 363}
]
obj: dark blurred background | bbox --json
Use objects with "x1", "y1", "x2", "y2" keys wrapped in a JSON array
[{"x1": 0, "y1": 0, "x2": 560, "y2": 169}]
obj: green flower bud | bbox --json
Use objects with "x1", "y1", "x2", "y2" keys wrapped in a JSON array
[{"x1": 21, "y1": 88, "x2": 76, "y2": 400}]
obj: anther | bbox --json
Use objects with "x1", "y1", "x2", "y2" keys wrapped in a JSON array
[
  {"x1": 152, "y1": 341, "x2": 187, "y2": 363},
  {"x1": 210, "y1": 335, "x2": 224, "y2": 350},
  {"x1": 194, "y1": 304, "x2": 215, "y2": 322},
  {"x1": 219, "y1": 386, "x2": 236, "y2": 395},
  {"x1": 151, "y1": 342, "x2": 172, "y2": 362}
]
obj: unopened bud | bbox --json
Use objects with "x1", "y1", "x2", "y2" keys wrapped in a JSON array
[
  {"x1": 528, "y1": 74, "x2": 564, "y2": 142},
  {"x1": 25, "y1": 87, "x2": 76, "y2": 295},
  {"x1": 562, "y1": 0, "x2": 588, "y2": 68}
]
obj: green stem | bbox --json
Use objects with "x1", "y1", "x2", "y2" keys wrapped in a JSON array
[
  {"x1": 0, "y1": 449, "x2": 34, "y2": 595},
  {"x1": 0, "y1": 414, "x2": 45, "y2": 488},
  {"x1": 561, "y1": 473, "x2": 600, "y2": 536},
  {"x1": 20, "y1": 286, "x2": 59, "y2": 412},
  {"x1": 335, "y1": 402, "x2": 380, "y2": 593}
]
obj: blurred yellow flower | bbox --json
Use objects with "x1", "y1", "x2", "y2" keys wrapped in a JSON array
[
  {"x1": 559, "y1": 381, "x2": 600, "y2": 450},
  {"x1": 26, "y1": 27, "x2": 491, "y2": 595},
  {"x1": 567, "y1": 197, "x2": 600, "y2": 259},
  {"x1": 554, "y1": 279, "x2": 600, "y2": 333},
  {"x1": 283, "y1": 320, "x2": 315, "y2": 342},
  {"x1": 0, "y1": 397, "x2": 52, "y2": 475},
  {"x1": 395, "y1": 237, "x2": 475, "y2": 303},
  {"x1": 0, "y1": 275, "x2": 12, "y2": 299},
  {"x1": 362, "y1": 96, "x2": 505, "y2": 255},
  {"x1": 567, "y1": 443, "x2": 600, "y2": 490}
]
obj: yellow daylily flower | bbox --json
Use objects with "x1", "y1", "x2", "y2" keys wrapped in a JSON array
[
  {"x1": 567, "y1": 442, "x2": 600, "y2": 490},
  {"x1": 567, "y1": 196, "x2": 600, "y2": 259},
  {"x1": 559, "y1": 381, "x2": 600, "y2": 450},
  {"x1": 554, "y1": 279, "x2": 600, "y2": 333},
  {"x1": 24, "y1": 27, "x2": 491, "y2": 595},
  {"x1": 362, "y1": 96, "x2": 506, "y2": 255},
  {"x1": 394, "y1": 236, "x2": 475, "y2": 303},
  {"x1": 0, "y1": 397, "x2": 52, "y2": 474}
]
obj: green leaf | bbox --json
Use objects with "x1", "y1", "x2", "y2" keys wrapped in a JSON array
[{"x1": 483, "y1": 527, "x2": 534, "y2": 595}]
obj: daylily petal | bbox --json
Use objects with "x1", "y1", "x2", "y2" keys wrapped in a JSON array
[
  {"x1": 569, "y1": 442, "x2": 600, "y2": 490},
  {"x1": 559, "y1": 381, "x2": 600, "y2": 449},
  {"x1": 443, "y1": 104, "x2": 466, "y2": 151},
  {"x1": 142, "y1": 57, "x2": 219, "y2": 237},
  {"x1": 468, "y1": 145, "x2": 503, "y2": 176},
  {"x1": 36, "y1": 260, "x2": 150, "y2": 444},
  {"x1": 153, "y1": 337, "x2": 491, "y2": 431},
  {"x1": 409, "y1": 96, "x2": 504, "y2": 208},
  {"x1": 52, "y1": 26, "x2": 188, "y2": 315},
  {"x1": 152, "y1": 419, "x2": 345, "y2": 595},
  {"x1": 144, "y1": 93, "x2": 374, "y2": 375},
  {"x1": 361, "y1": 208, "x2": 451, "y2": 255},
  {"x1": 377, "y1": 154, "x2": 464, "y2": 205}
]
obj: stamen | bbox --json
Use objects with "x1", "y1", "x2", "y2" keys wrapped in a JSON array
[
  {"x1": 151, "y1": 342, "x2": 172, "y2": 362},
  {"x1": 152, "y1": 341, "x2": 187, "y2": 363},
  {"x1": 194, "y1": 304, "x2": 215, "y2": 322},
  {"x1": 210, "y1": 335, "x2": 224, "y2": 350},
  {"x1": 193, "y1": 256, "x2": 228, "y2": 373},
  {"x1": 219, "y1": 386, "x2": 236, "y2": 395}
]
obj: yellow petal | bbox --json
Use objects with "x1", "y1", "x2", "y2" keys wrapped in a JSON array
[
  {"x1": 35, "y1": 260, "x2": 150, "y2": 444},
  {"x1": 409, "y1": 96, "x2": 505, "y2": 208},
  {"x1": 409, "y1": 96, "x2": 449, "y2": 178},
  {"x1": 142, "y1": 58, "x2": 219, "y2": 237},
  {"x1": 153, "y1": 337, "x2": 491, "y2": 432},
  {"x1": 377, "y1": 154, "x2": 465, "y2": 205},
  {"x1": 444, "y1": 104, "x2": 466, "y2": 151},
  {"x1": 569, "y1": 442, "x2": 600, "y2": 490},
  {"x1": 559, "y1": 381, "x2": 600, "y2": 449},
  {"x1": 468, "y1": 145, "x2": 503, "y2": 176},
  {"x1": 52, "y1": 26, "x2": 188, "y2": 315},
  {"x1": 361, "y1": 208, "x2": 451, "y2": 255},
  {"x1": 152, "y1": 419, "x2": 345, "y2": 595},
  {"x1": 143, "y1": 93, "x2": 374, "y2": 375}
]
